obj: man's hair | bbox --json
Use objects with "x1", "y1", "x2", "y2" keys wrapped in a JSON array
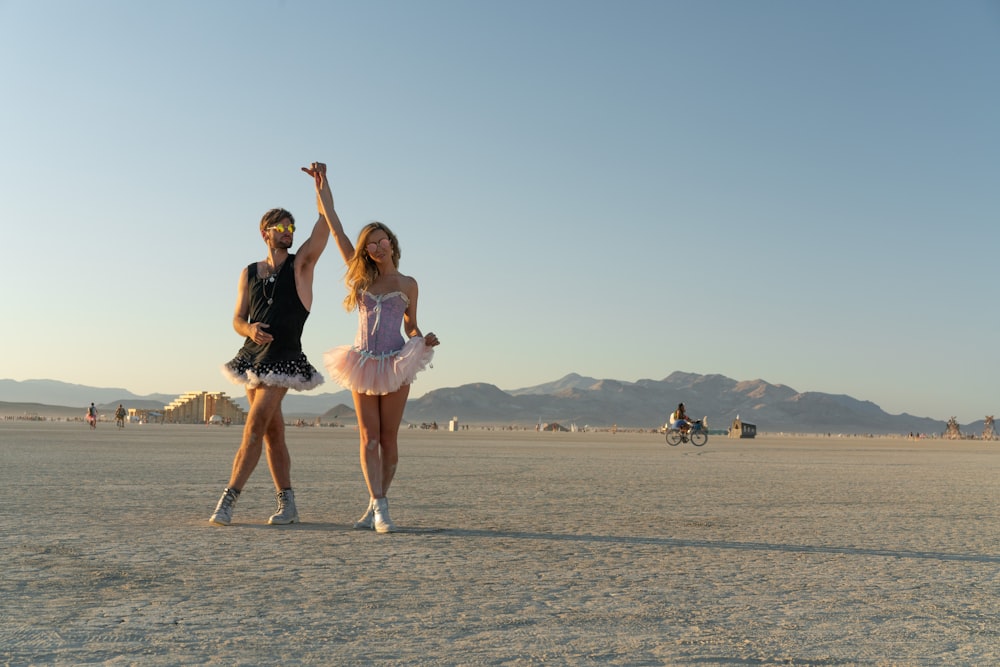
[{"x1": 259, "y1": 208, "x2": 294, "y2": 232}]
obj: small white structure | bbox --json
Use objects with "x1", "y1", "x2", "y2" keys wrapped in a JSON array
[{"x1": 448, "y1": 416, "x2": 459, "y2": 432}]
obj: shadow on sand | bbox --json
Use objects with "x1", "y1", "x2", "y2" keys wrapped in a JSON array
[{"x1": 210, "y1": 521, "x2": 999, "y2": 563}]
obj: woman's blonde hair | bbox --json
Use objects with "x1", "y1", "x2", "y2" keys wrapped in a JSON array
[{"x1": 343, "y1": 222, "x2": 401, "y2": 311}]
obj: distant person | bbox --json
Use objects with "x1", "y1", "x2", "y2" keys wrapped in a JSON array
[
  {"x1": 114, "y1": 404, "x2": 127, "y2": 429},
  {"x1": 86, "y1": 402, "x2": 98, "y2": 429},
  {"x1": 318, "y1": 175, "x2": 440, "y2": 533},
  {"x1": 669, "y1": 403, "x2": 692, "y2": 433},
  {"x1": 209, "y1": 162, "x2": 332, "y2": 527}
]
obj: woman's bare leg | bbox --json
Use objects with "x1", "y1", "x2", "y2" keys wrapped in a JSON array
[
  {"x1": 378, "y1": 385, "x2": 410, "y2": 494},
  {"x1": 353, "y1": 391, "x2": 383, "y2": 498}
]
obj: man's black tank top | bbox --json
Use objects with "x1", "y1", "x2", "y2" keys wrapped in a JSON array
[{"x1": 240, "y1": 254, "x2": 310, "y2": 365}]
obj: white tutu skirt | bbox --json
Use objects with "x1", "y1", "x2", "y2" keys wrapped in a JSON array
[{"x1": 324, "y1": 336, "x2": 434, "y2": 396}]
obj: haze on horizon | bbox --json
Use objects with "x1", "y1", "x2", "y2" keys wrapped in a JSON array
[{"x1": 2, "y1": 1, "x2": 998, "y2": 424}]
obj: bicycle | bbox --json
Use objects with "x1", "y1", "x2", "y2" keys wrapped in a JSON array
[{"x1": 664, "y1": 419, "x2": 708, "y2": 447}]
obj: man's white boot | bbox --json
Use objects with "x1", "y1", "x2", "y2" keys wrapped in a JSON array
[{"x1": 268, "y1": 489, "x2": 299, "y2": 525}]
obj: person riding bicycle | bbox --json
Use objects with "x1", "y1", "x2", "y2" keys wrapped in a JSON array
[
  {"x1": 669, "y1": 403, "x2": 693, "y2": 433},
  {"x1": 114, "y1": 404, "x2": 127, "y2": 428}
]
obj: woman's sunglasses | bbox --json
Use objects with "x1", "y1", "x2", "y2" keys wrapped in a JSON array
[{"x1": 366, "y1": 238, "x2": 391, "y2": 254}]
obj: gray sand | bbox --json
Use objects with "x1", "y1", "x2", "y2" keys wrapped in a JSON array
[{"x1": 1, "y1": 421, "x2": 997, "y2": 665}]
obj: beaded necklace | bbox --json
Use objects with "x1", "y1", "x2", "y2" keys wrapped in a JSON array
[{"x1": 260, "y1": 260, "x2": 286, "y2": 306}]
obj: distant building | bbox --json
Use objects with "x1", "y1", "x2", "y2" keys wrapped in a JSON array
[
  {"x1": 164, "y1": 391, "x2": 246, "y2": 425},
  {"x1": 128, "y1": 408, "x2": 162, "y2": 424},
  {"x1": 728, "y1": 416, "x2": 756, "y2": 439}
]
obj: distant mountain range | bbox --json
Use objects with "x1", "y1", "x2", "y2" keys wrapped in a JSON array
[
  {"x1": 0, "y1": 373, "x2": 973, "y2": 435},
  {"x1": 405, "y1": 372, "x2": 956, "y2": 435}
]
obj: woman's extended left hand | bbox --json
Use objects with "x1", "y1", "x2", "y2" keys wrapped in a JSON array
[
  {"x1": 424, "y1": 332, "x2": 440, "y2": 347},
  {"x1": 300, "y1": 161, "x2": 327, "y2": 190}
]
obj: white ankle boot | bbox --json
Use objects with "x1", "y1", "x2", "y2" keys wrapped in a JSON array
[
  {"x1": 268, "y1": 489, "x2": 299, "y2": 525},
  {"x1": 209, "y1": 487, "x2": 239, "y2": 526},
  {"x1": 373, "y1": 497, "x2": 396, "y2": 533},
  {"x1": 354, "y1": 498, "x2": 375, "y2": 530}
]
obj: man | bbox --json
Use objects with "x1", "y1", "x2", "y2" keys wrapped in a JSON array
[{"x1": 210, "y1": 162, "x2": 332, "y2": 526}]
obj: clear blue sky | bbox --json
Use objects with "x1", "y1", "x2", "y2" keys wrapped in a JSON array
[{"x1": 2, "y1": 1, "x2": 998, "y2": 423}]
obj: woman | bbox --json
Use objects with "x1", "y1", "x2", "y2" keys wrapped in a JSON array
[
  {"x1": 307, "y1": 166, "x2": 439, "y2": 533},
  {"x1": 669, "y1": 403, "x2": 691, "y2": 433}
]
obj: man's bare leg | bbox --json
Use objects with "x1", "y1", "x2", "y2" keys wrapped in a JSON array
[
  {"x1": 261, "y1": 397, "x2": 300, "y2": 524},
  {"x1": 210, "y1": 385, "x2": 287, "y2": 525},
  {"x1": 263, "y1": 402, "x2": 291, "y2": 490},
  {"x1": 228, "y1": 386, "x2": 287, "y2": 490}
]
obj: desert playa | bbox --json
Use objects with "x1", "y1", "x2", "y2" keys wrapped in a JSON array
[{"x1": 1, "y1": 421, "x2": 996, "y2": 666}]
